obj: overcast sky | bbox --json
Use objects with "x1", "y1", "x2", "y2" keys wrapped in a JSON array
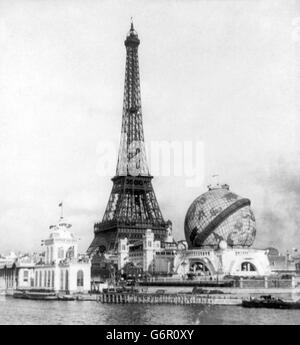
[{"x1": 0, "y1": 0, "x2": 299, "y2": 254}]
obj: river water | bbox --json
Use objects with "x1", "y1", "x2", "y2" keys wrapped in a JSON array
[{"x1": 0, "y1": 296, "x2": 300, "y2": 325}]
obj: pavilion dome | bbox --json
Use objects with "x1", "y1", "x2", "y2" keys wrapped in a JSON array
[{"x1": 49, "y1": 218, "x2": 75, "y2": 240}]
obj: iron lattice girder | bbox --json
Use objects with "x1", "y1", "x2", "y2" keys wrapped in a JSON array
[
  {"x1": 112, "y1": 175, "x2": 154, "y2": 193},
  {"x1": 116, "y1": 26, "x2": 149, "y2": 177},
  {"x1": 94, "y1": 221, "x2": 167, "y2": 234},
  {"x1": 100, "y1": 175, "x2": 165, "y2": 226},
  {"x1": 87, "y1": 23, "x2": 167, "y2": 255}
]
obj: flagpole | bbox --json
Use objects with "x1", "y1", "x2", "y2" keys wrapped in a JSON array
[{"x1": 59, "y1": 202, "x2": 63, "y2": 219}]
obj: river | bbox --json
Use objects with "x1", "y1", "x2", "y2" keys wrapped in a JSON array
[{"x1": 0, "y1": 296, "x2": 300, "y2": 325}]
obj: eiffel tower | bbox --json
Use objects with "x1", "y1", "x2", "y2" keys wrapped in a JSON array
[{"x1": 87, "y1": 21, "x2": 167, "y2": 255}]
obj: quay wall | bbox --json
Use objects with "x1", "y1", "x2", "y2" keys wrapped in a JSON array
[
  {"x1": 140, "y1": 278, "x2": 296, "y2": 289},
  {"x1": 141, "y1": 285, "x2": 300, "y2": 300},
  {"x1": 139, "y1": 277, "x2": 298, "y2": 289}
]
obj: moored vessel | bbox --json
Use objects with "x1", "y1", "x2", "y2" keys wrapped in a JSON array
[
  {"x1": 242, "y1": 295, "x2": 300, "y2": 309},
  {"x1": 13, "y1": 290, "x2": 58, "y2": 300}
]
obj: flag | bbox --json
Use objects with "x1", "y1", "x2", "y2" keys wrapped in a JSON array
[{"x1": 58, "y1": 202, "x2": 63, "y2": 207}]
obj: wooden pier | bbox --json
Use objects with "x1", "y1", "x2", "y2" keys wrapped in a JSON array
[{"x1": 98, "y1": 292, "x2": 242, "y2": 306}]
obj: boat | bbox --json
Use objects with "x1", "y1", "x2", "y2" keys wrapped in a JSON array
[
  {"x1": 13, "y1": 289, "x2": 58, "y2": 300},
  {"x1": 13, "y1": 290, "x2": 28, "y2": 299},
  {"x1": 57, "y1": 294, "x2": 76, "y2": 301},
  {"x1": 192, "y1": 287, "x2": 225, "y2": 294},
  {"x1": 242, "y1": 295, "x2": 300, "y2": 309},
  {"x1": 26, "y1": 291, "x2": 58, "y2": 300}
]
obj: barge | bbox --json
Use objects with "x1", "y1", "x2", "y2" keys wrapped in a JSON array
[{"x1": 13, "y1": 290, "x2": 58, "y2": 300}]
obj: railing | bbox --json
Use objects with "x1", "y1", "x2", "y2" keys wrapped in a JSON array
[
  {"x1": 139, "y1": 279, "x2": 234, "y2": 287},
  {"x1": 139, "y1": 277, "x2": 296, "y2": 289},
  {"x1": 240, "y1": 279, "x2": 294, "y2": 289}
]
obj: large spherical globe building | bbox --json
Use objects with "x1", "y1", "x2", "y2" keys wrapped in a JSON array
[{"x1": 184, "y1": 184, "x2": 256, "y2": 249}]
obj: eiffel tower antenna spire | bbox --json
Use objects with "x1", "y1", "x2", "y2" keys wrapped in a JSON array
[{"x1": 88, "y1": 22, "x2": 167, "y2": 255}]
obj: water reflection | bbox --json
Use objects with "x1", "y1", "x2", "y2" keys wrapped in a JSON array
[{"x1": 0, "y1": 297, "x2": 299, "y2": 325}]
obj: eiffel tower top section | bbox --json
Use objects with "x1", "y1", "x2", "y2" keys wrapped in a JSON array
[
  {"x1": 125, "y1": 21, "x2": 140, "y2": 47},
  {"x1": 116, "y1": 21, "x2": 150, "y2": 177}
]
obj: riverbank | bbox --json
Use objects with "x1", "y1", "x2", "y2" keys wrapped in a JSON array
[
  {"x1": 6, "y1": 290, "x2": 99, "y2": 301},
  {"x1": 97, "y1": 286, "x2": 300, "y2": 306},
  {"x1": 3, "y1": 285, "x2": 300, "y2": 305}
]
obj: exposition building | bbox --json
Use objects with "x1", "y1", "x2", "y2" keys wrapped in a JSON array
[
  {"x1": 0, "y1": 216, "x2": 91, "y2": 294},
  {"x1": 116, "y1": 183, "x2": 272, "y2": 280}
]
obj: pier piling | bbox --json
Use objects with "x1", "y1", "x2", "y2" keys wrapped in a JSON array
[{"x1": 98, "y1": 292, "x2": 242, "y2": 306}]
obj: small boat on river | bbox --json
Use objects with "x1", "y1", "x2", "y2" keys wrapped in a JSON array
[
  {"x1": 57, "y1": 294, "x2": 76, "y2": 301},
  {"x1": 13, "y1": 290, "x2": 58, "y2": 300},
  {"x1": 242, "y1": 295, "x2": 300, "y2": 309}
]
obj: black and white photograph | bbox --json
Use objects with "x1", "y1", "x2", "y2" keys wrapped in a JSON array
[{"x1": 0, "y1": 0, "x2": 300, "y2": 328}]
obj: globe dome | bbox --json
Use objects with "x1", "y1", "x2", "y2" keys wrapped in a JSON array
[{"x1": 184, "y1": 184, "x2": 256, "y2": 248}]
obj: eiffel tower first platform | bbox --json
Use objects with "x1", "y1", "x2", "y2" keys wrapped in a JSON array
[{"x1": 87, "y1": 22, "x2": 168, "y2": 255}]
